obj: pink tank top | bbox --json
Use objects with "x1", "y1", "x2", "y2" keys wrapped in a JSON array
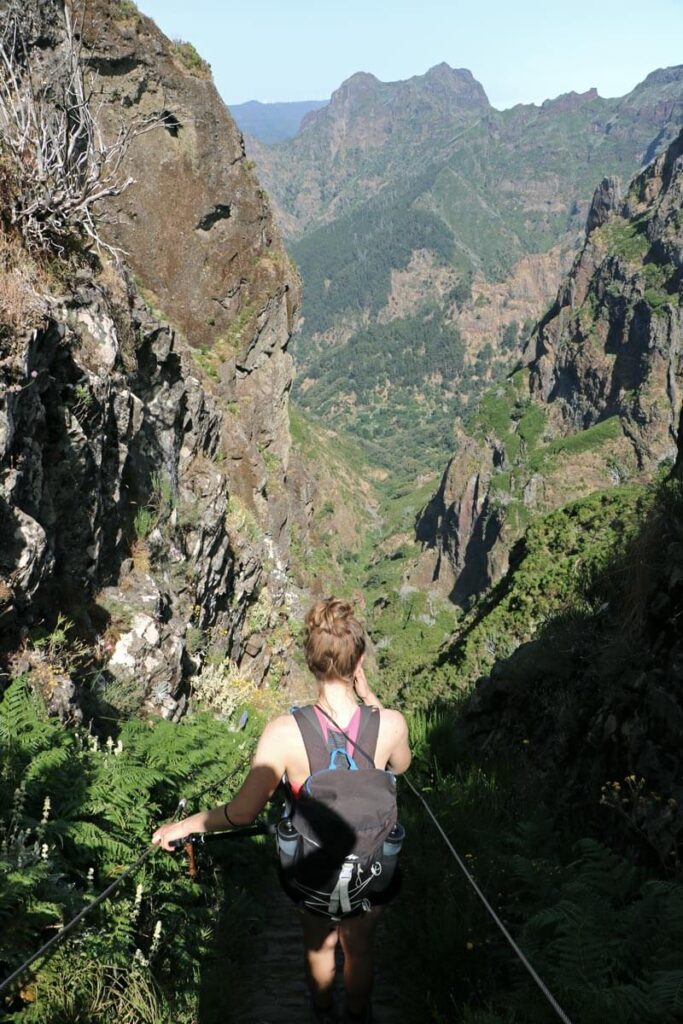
[{"x1": 289, "y1": 706, "x2": 362, "y2": 799}]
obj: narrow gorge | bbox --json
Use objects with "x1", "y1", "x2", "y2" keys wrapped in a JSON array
[{"x1": 1, "y1": 3, "x2": 682, "y2": 1023}]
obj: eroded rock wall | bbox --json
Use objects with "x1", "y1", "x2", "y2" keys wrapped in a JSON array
[
  {"x1": 78, "y1": 0, "x2": 300, "y2": 554},
  {"x1": 0, "y1": 272, "x2": 280, "y2": 716},
  {"x1": 528, "y1": 132, "x2": 683, "y2": 461},
  {"x1": 419, "y1": 128, "x2": 683, "y2": 604},
  {"x1": 0, "y1": 0, "x2": 305, "y2": 715}
]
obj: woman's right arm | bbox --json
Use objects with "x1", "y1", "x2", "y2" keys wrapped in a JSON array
[{"x1": 385, "y1": 709, "x2": 411, "y2": 774}]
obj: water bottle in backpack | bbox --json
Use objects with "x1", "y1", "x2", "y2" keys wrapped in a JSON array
[
  {"x1": 371, "y1": 822, "x2": 405, "y2": 892},
  {"x1": 277, "y1": 817, "x2": 300, "y2": 870}
]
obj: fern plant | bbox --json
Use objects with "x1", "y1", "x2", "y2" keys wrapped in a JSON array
[
  {"x1": 513, "y1": 839, "x2": 683, "y2": 1024},
  {"x1": 0, "y1": 677, "x2": 262, "y2": 1023}
]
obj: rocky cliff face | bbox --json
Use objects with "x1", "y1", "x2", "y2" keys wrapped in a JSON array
[
  {"x1": 414, "y1": 434, "x2": 503, "y2": 602},
  {"x1": 528, "y1": 131, "x2": 683, "y2": 456},
  {"x1": 75, "y1": 0, "x2": 300, "y2": 556},
  {"x1": 418, "y1": 127, "x2": 683, "y2": 603},
  {"x1": 1, "y1": 276, "x2": 264, "y2": 717},
  {"x1": 0, "y1": 0, "x2": 305, "y2": 718}
]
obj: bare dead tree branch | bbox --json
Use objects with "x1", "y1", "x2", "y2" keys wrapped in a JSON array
[{"x1": 0, "y1": 1, "x2": 160, "y2": 258}]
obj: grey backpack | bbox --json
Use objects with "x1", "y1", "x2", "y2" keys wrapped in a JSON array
[{"x1": 280, "y1": 704, "x2": 398, "y2": 918}]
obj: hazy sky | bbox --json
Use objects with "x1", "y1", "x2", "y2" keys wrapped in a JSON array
[{"x1": 137, "y1": 0, "x2": 683, "y2": 109}]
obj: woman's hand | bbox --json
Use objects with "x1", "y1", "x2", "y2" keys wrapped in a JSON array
[
  {"x1": 152, "y1": 818, "x2": 196, "y2": 853},
  {"x1": 353, "y1": 657, "x2": 384, "y2": 709}
]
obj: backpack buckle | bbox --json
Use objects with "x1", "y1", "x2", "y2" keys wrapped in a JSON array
[{"x1": 327, "y1": 747, "x2": 359, "y2": 771}]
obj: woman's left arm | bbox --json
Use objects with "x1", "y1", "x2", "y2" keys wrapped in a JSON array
[{"x1": 152, "y1": 716, "x2": 289, "y2": 852}]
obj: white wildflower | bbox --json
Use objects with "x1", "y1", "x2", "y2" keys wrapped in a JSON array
[
  {"x1": 134, "y1": 948, "x2": 149, "y2": 966},
  {"x1": 131, "y1": 882, "x2": 144, "y2": 920},
  {"x1": 106, "y1": 735, "x2": 114, "y2": 752},
  {"x1": 150, "y1": 919, "x2": 163, "y2": 957},
  {"x1": 114, "y1": 739, "x2": 123, "y2": 756},
  {"x1": 40, "y1": 843, "x2": 49, "y2": 861},
  {"x1": 41, "y1": 796, "x2": 51, "y2": 824}
]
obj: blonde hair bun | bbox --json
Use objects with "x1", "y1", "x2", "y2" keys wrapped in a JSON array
[{"x1": 304, "y1": 598, "x2": 366, "y2": 681}]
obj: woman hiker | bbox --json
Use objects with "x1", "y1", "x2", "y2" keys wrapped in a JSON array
[{"x1": 152, "y1": 597, "x2": 411, "y2": 1024}]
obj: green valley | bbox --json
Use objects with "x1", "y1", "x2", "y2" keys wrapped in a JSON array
[{"x1": 251, "y1": 63, "x2": 683, "y2": 476}]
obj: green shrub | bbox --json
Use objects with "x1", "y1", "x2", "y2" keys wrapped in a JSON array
[
  {"x1": 644, "y1": 287, "x2": 670, "y2": 312},
  {"x1": 171, "y1": 40, "x2": 211, "y2": 78},
  {"x1": 112, "y1": 0, "x2": 138, "y2": 19},
  {"x1": 599, "y1": 217, "x2": 649, "y2": 263},
  {"x1": 389, "y1": 706, "x2": 683, "y2": 1023},
  {"x1": 439, "y1": 486, "x2": 646, "y2": 687},
  {"x1": 226, "y1": 494, "x2": 261, "y2": 544},
  {"x1": 133, "y1": 506, "x2": 155, "y2": 541},
  {"x1": 190, "y1": 659, "x2": 255, "y2": 719}
]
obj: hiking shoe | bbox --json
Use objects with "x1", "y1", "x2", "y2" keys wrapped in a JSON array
[
  {"x1": 311, "y1": 999, "x2": 338, "y2": 1023},
  {"x1": 342, "y1": 1006, "x2": 372, "y2": 1024}
]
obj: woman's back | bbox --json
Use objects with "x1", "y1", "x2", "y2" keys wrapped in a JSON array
[{"x1": 267, "y1": 705, "x2": 410, "y2": 795}]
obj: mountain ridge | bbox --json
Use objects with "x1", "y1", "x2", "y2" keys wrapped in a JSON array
[
  {"x1": 265, "y1": 62, "x2": 683, "y2": 479},
  {"x1": 253, "y1": 62, "x2": 683, "y2": 237},
  {"x1": 230, "y1": 98, "x2": 328, "y2": 143}
]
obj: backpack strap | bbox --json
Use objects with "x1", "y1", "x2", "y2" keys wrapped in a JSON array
[
  {"x1": 292, "y1": 705, "x2": 331, "y2": 775},
  {"x1": 293, "y1": 704, "x2": 381, "y2": 774},
  {"x1": 353, "y1": 705, "x2": 381, "y2": 769}
]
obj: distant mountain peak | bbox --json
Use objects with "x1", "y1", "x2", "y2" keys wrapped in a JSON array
[
  {"x1": 541, "y1": 87, "x2": 599, "y2": 112},
  {"x1": 230, "y1": 98, "x2": 328, "y2": 143},
  {"x1": 334, "y1": 70, "x2": 380, "y2": 97},
  {"x1": 424, "y1": 62, "x2": 476, "y2": 81},
  {"x1": 637, "y1": 64, "x2": 683, "y2": 88},
  {"x1": 419, "y1": 62, "x2": 490, "y2": 107},
  {"x1": 425, "y1": 61, "x2": 464, "y2": 78},
  {"x1": 327, "y1": 63, "x2": 489, "y2": 114},
  {"x1": 345, "y1": 70, "x2": 380, "y2": 86}
]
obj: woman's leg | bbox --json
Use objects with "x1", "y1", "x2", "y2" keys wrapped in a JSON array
[
  {"x1": 299, "y1": 910, "x2": 340, "y2": 1009},
  {"x1": 338, "y1": 906, "x2": 383, "y2": 1016}
]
